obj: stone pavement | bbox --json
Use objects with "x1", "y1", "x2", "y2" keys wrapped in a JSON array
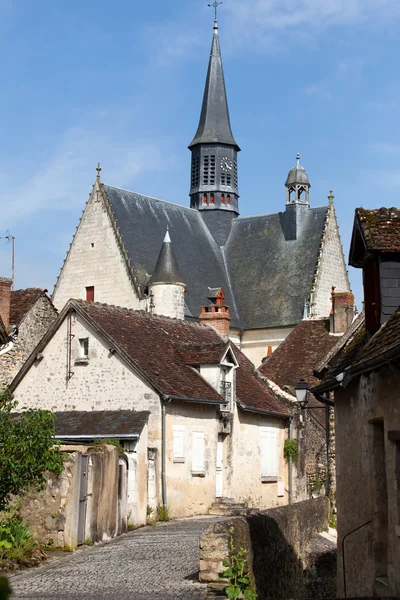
[{"x1": 9, "y1": 517, "x2": 222, "y2": 600}]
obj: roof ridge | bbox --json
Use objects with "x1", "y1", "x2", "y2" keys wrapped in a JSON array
[
  {"x1": 102, "y1": 184, "x2": 197, "y2": 212},
  {"x1": 235, "y1": 205, "x2": 329, "y2": 222}
]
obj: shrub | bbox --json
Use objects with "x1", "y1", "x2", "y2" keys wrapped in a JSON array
[
  {"x1": 219, "y1": 527, "x2": 258, "y2": 599},
  {"x1": 157, "y1": 505, "x2": 169, "y2": 522},
  {"x1": 283, "y1": 439, "x2": 298, "y2": 463}
]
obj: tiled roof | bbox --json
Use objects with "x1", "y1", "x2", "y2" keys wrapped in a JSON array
[
  {"x1": 100, "y1": 185, "x2": 330, "y2": 330},
  {"x1": 357, "y1": 207, "x2": 400, "y2": 253},
  {"x1": 54, "y1": 410, "x2": 150, "y2": 439},
  {"x1": 259, "y1": 319, "x2": 339, "y2": 426},
  {"x1": 10, "y1": 288, "x2": 46, "y2": 326},
  {"x1": 75, "y1": 301, "x2": 288, "y2": 416},
  {"x1": 11, "y1": 299, "x2": 288, "y2": 416}
]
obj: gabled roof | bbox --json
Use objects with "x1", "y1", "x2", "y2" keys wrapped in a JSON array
[
  {"x1": 349, "y1": 207, "x2": 400, "y2": 267},
  {"x1": 259, "y1": 318, "x2": 339, "y2": 426},
  {"x1": 54, "y1": 410, "x2": 149, "y2": 440},
  {"x1": 11, "y1": 300, "x2": 288, "y2": 418},
  {"x1": 188, "y1": 24, "x2": 239, "y2": 150},
  {"x1": 10, "y1": 288, "x2": 53, "y2": 327},
  {"x1": 226, "y1": 208, "x2": 329, "y2": 329}
]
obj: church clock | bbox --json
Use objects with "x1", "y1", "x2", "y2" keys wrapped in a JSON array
[{"x1": 220, "y1": 157, "x2": 233, "y2": 171}]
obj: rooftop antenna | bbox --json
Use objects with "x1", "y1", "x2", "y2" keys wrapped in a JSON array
[{"x1": 0, "y1": 232, "x2": 15, "y2": 290}]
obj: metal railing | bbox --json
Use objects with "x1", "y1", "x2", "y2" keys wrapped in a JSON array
[{"x1": 220, "y1": 381, "x2": 232, "y2": 411}]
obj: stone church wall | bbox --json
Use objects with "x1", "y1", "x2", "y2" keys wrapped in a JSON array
[
  {"x1": 312, "y1": 204, "x2": 350, "y2": 318},
  {"x1": 0, "y1": 295, "x2": 57, "y2": 390},
  {"x1": 52, "y1": 182, "x2": 143, "y2": 312}
]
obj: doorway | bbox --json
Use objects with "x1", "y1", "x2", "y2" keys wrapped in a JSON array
[{"x1": 216, "y1": 435, "x2": 223, "y2": 498}]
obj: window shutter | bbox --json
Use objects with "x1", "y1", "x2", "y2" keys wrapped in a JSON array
[
  {"x1": 192, "y1": 432, "x2": 205, "y2": 473},
  {"x1": 261, "y1": 427, "x2": 278, "y2": 479},
  {"x1": 173, "y1": 427, "x2": 184, "y2": 462}
]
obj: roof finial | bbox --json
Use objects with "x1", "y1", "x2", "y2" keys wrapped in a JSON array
[
  {"x1": 96, "y1": 162, "x2": 102, "y2": 181},
  {"x1": 328, "y1": 189, "x2": 334, "y2": 206},
  {"x1": 208, "y1": 1, "x2": 222, "y2": 29},
  {"x1": 296, "y1": 153, "x2": 300, "y2": 167},
  {"x1": 164, "y1": 227, "x2": 171, "y2": 243}
]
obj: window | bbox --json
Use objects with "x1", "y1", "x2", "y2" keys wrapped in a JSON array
[
  {"x1": 221, "y1": 173, "x2": 226, "y2": 186},
  {"x1": 79, "y1": 338, "x2": 89, "y2": 358},
  {"x1": 203, "y1": 156, "x2": 209, "y2": 185},
  {"x1": 173, "y1": 427, "x2": 185, "y2": 463},
  {"x1": 203, "y1": 194, "x2": 208, "y2": 205},
  {"x1": 221, "y1": 194, "x2": 225, "y2": 204},
  {"x1": 260, "y1": 426, "x2": 279, "y2": 482},
  {"x1": 210, "y1": 193, "x2": 215, "y2": 205},
  {"x1": 192, "y1": 431, "x2": 205, "y2": 475},
  {"x1": 210, "y1": 156, "x2": 216, "y2": 185},
  {"x1": 191, "y1": 156, "x2": 200, "y2": 188},
  {"x1": 86, "y1": 286, "x2": 94, "y2": 302},
  {"x1": 226, "y1": 195, "x2": 231, "y2": 205}
]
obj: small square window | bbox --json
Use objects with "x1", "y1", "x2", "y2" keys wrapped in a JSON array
[{"x1": 80, "y1": 338, "x2": 89, "y2": 358}]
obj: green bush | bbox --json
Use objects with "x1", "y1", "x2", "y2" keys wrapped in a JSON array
[
  {"x1": 219, "y1": 527, "x2": 258, "y2": 599},
  {"x1": 283, "y1": 439, "x2": 298, "y2": 463},
  {"x1": 157, "y1": 505, "x2": 169, "y2": 522},
  {"x1": 92, "y1": 438, "x2": 125, "y2": 458}
]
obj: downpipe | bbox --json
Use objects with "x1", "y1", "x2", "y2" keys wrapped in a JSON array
[
  {"x1": 161, "y1": 396, "x2": 171, "y2": 508},
  {"x1": 289, "y1": 417, "x2": 293, "y2": 505}
]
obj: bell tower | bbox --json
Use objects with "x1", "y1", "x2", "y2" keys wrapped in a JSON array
[{"x1": 188, "y1": 11, "x2": 240, "y2": 244}]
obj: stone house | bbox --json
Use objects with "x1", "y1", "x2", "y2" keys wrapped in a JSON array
[
  {"x1": 314, "y1": 207, "x2": 400, "y2": 597},
  {"x1": 0, "y1": 277, "x2": 58, "y2": 389},
  {"x1": 259, "y1": 290, "x2": 355, "y2": 502},
  {"x1": 51, "y1": 17, "x2": 351, "y2": 367},
  {"x1": 9, "y1": 295, "x2": 291, "y2": 527}
]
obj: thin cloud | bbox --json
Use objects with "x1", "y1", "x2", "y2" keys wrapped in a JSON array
[{"x1": 0, "y1": 117, "x2": 174, "y2": 224}]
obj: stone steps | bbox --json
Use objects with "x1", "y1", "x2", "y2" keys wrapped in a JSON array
[{"x1": 208, "y1": 498, "x2": 249, "y2": 516}]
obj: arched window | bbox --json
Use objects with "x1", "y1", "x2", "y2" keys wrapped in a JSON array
[
  {"x1": 210, "y1": 193, "x2": 215, "y2": 204},
  {"x1": 203, "y1": 194, "x2": 208, "y2": 205},
  {"x1": 226, "y1": 195, "x2": 231, "y2": 205},
  {"x1": 221, "y1": 194, "x2": 225, "y2": 204}
]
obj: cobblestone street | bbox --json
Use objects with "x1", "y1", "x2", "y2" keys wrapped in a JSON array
[{"x1": 9, "y1": 517, "x2": 220, "y2": 600}]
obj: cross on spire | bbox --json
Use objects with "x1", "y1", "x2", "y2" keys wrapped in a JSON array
[
  {"x1": 96, "y1": 162, "x2": 102, "y2": 180},
  {"x1": 208, "y1": 1, "x2": 222, "y2": 24}
]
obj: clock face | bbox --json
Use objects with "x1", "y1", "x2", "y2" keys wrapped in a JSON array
[{"x1": 220, "y1": 157, "x2": 233, "y2": 172}]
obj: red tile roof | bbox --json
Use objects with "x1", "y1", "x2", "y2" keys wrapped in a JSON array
[
  {"x1": 259, "y1": 319, "x2": 339, "y2": 425},
  {"x1": 10, "y1": 288, "x2": 47, "y2": 326},
  {"x1": 357, "y1": 207, "x2": 400, "y2": 253},
  {"x1": 79, "y1": 302, "x2": 288, "y2": 416}
]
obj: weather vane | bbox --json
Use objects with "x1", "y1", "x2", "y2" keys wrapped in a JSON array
[{"x1": 208, "y1": 1, "x2": 222, "y2": 21}]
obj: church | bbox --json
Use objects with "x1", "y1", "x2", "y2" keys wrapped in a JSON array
[{"x1": 52, "y1": 15, "x2": 350, "y2": 367}]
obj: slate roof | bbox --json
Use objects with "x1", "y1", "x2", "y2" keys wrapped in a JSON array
[
  {"x1": 259, "y1": 319, "x2": 339, "y2": 426},
  {"x1": 226, "y1": 208, "x2": 329, "y2": 329},
  {"x1": 12, "y1": 300, "x2": 288, "y2": 418},
  {"x1": 148, "y1": 230, "x2": 185, "y2": 286},
  {"x1": 10, "y1": 288, "x2": 47, "y2": 326},
  {"x1": 54, "y1": 410, "x2": 149, "y2": 439},
  {"x1": 188, "y1": 26, "x2": 239, "y2": 150},
  {"x1": 102, "y1": 184, "x2": 329, "y2": 331}
]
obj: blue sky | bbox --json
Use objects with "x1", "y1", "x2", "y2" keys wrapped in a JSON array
[{"x1": 1, "y1": 0, "x2": 400, "y2": 310}]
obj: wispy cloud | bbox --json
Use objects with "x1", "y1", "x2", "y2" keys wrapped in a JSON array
[
  {"x1": 225, "y1": 0, "x2": 400, "y2": 32},
  {"x1": 0, "y1": 113, "x2": 174, "y2": 224}
]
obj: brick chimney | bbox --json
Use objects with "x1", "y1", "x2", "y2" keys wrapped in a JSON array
[
  {"x1": 330, "y1": 287, "x2": 355, "y2": 334},
  {"x1": 199, "y1": 288, "x2": 231, "y2": 335},
  {"x1": 0, "y1": 277, "x2": 12, "y2": 330}
]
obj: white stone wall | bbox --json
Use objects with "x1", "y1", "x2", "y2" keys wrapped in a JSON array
[
  {"x1": 150, "y1": 282, "x2": 185, "y2": 320},
  {"x1": 12, "y1": 312, "x2": 161, "y2": 447},
  {"x1": 229, "y1": 409, "x2": 289, "y2": 508},
  {"x1": 312, "y1": 204, "x2": 350, "y2": 318},
  {"x1": 0, "y1": 295, "x2": 58, "y2": 389},
  {"x1": 166, "y1": 401, "x2": 220, "y2": 518},
  {"x1": 52, "y1": 181, "x2": 143, "y2": 311},
  {"x1": 233, "y1": 326, "x2": 295, "y2": 367}
]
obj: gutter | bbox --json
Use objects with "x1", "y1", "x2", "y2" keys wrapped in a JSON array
[
  {"x1": 163, "y1": 394, "x2": 223, "y2": 405},
  {"x1": 55, "y1": 434, "x2": 139, "y2": 441},
  {"x1": 238, "y1": 402, "x2": 290, "y2": 419}
]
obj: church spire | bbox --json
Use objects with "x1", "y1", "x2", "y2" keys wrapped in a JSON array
[
  {"x1": 188, "y1": 17, "x2": 239, "y2": 150},
  {"x1": 188, "y1": 16, "x2": 240, "y2": 244}
]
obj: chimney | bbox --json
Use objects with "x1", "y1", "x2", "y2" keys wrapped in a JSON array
[
  {"x1": 0, "y1": 277, "x2": 12, "y2": 330},
  {"x1": 330, "y1": 287, "x2": 355, "y2": 334},
  {"x1": 199, "y1": 288, "x2": 230, "y2": 335}
]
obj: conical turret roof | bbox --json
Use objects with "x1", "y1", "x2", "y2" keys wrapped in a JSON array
[
  {"x1": 148, "y1": 230, "x2": 186, "y2": 285},
  {"x1": 188, "y1": 22, "x2": 239, "y2": 150}
]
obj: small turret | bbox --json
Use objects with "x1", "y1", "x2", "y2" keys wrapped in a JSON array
[
  {"x1": 285, "y1": 153, "x2": 311, "y2": 205},
  {"x1": 148, "y1": 229, "x2": 186, "y2": 320}
]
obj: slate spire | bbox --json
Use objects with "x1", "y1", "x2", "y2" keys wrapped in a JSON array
[
  {"x1": 188, "y1": 19, "x2": 240, "y2": 245},
  {"x1": 148, "y1": 229, "x2": 185, "y2": 286},
  {"x1": 188, "y1": 21, "x2": 239, "y2": 150}
]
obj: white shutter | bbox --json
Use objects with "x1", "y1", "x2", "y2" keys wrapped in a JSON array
[
  {"x1": 173, "y1": 427, "x2": 185, "y2": 462},
  {"x1": 260, "y1": 427, "x2": 278, "y2": 480},
  {"x1": 192, "y1": 432, "x2": 205, "y2": 474}
]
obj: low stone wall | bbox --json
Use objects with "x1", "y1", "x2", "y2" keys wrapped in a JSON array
[
  {"x1": 18, "y1": 444, "x2": 120, "y2": 550},
  {"x1": 200, "y1": 497, "x2": 335, "y2": 599}
]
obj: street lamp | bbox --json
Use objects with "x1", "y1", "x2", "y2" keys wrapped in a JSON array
[{"x1": 294, "y1": 378, "x2": 310, "y2": 409}]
